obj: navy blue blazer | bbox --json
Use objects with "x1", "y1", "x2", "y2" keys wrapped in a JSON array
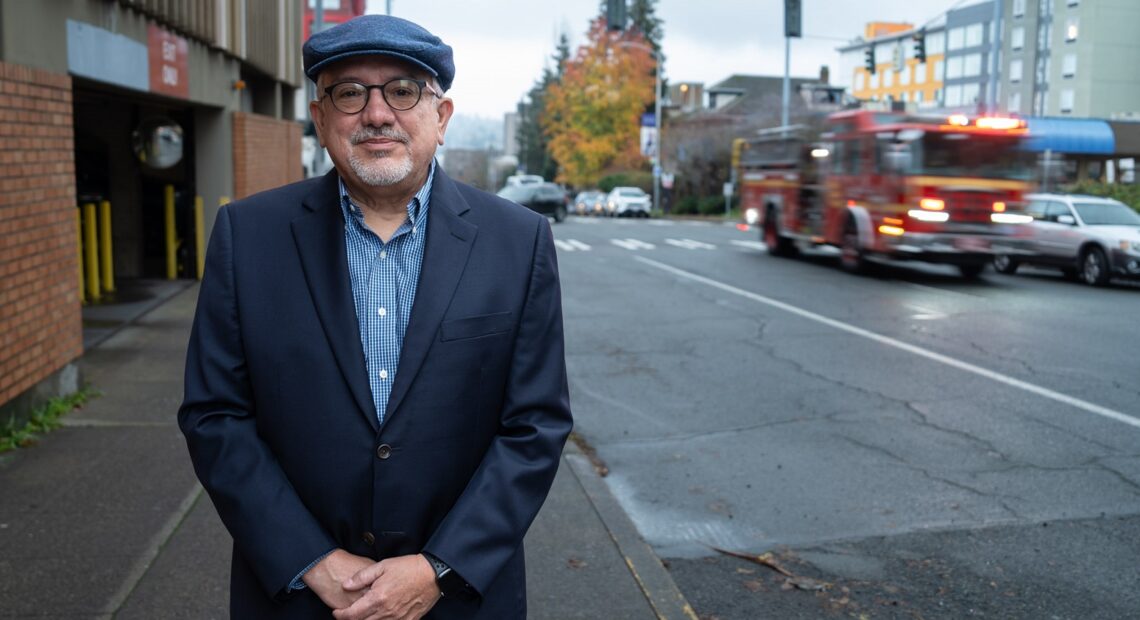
[{"x1": 179, "y1": 168, "x2": 572, "y2": 618}]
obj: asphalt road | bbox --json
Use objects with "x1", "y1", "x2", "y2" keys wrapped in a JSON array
[{"x1": 554, "y1": 215, "x2": 1140, "y2": 619}]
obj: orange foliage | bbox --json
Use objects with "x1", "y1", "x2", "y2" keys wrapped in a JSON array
[{"x1": 542, "y1": 18, "x2": 656, "y2": 187}]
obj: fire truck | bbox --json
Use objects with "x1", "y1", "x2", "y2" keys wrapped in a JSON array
[{"x1": 737, "y1": 110, "x2": 1036, "y2": 277}]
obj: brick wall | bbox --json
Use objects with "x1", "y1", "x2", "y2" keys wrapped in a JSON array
[
  {"x1": 0, "y1": 62, "x2": 82, "y2": 409},
  {"x1": 233, "y1": 111, "x2": 303, "y2": 199}
]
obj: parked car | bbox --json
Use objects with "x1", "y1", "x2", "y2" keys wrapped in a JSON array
[
  {"x1": 497, "y1": 182, "x2": 568, "y2": 223},
  {"x1": 574, "y1": 190, "x2": 607, "y2": 216},
  {"x1": 992, "y1": 193, "x2": 1140, "y2": 286},
  {"x1": 503, "y1": 174, "x2": 544, "y2": 187},
  {"x1": 605, "y1": 186, "x2": 651, "y2": 217}
]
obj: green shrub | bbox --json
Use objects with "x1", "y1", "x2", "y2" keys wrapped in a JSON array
[
  {"x1": 673, "y1": 195, "x2": 699, "y2": 215},
  {"x1": 698, "y1": 195, "x2": 727, "y2": 215}
]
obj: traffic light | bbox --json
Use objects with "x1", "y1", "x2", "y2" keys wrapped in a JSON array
[
  {"x1": 864, "y1": 46, "x2": 876, "y2": 74},
  {"x1": 913, "y1": 30, "x2": 927, "y2": 64},
  {"x1": 606, "y1": 0, "x2": 626, "y2": 31}
]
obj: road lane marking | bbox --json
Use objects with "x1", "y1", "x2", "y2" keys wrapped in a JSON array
[
  {"x1": 665, "y1": 238, "x2": 716, "y2": 250},
  {"x1": 731, "y1": 240, "x2": 767, "y2": 251},
  {"x1": 634, "y1": 255, "x2": 1140, "y2": 430},
  {"x1": 555, "y1": 239, "x2": 592, "y2": 252},
  {"x1": 612, "y1": 238, "x2": 656, "y2": 250}
]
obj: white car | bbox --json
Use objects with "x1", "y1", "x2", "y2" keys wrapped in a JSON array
[
  {"x1": 993, "y1": 193, "x2": 1140, "y2": 286},
  {"x1": 605, "y1": 186, "x2": 651, "y2": 217}
]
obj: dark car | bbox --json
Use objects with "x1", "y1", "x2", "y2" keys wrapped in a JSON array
[{"x1": 497, "y1": 182, "x2": 569, "y2": 223}]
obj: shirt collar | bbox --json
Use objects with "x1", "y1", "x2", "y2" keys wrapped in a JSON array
[{"x1": 338, "y1": 159, "x2": 436, "y2": 227}]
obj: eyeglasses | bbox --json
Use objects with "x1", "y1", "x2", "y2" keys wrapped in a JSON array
[{"x1": 322, "y1": 79, "x2": 439, "y2": 114}]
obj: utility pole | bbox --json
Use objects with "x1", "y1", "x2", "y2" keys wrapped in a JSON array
[{"x1": 386, "y1": 0, "x2": 392, "y2": 15}]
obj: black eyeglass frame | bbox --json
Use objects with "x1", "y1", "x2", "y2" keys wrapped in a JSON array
[{"x1": 321, "y1": 78, "x2": 440, "y2": 114}]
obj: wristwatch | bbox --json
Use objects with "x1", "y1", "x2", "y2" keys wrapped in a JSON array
[{"x1": 422, "y1": 552, "x2": 474, "y2": 600}]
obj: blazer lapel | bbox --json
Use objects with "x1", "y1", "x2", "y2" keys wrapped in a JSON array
[
  {"x1": 291, "y1": 172, "x2": 378, "y2": 430},
  {"x1": 383, "y1": 168, "x2": 477, "y2": 424}
]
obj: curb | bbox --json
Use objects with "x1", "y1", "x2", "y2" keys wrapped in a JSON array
[{"x1": 563, "y1": 443, "x2": 698, "y2": 620}]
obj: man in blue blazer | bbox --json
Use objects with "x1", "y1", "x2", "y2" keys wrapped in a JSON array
[{"x1": 179, "y1": 14, "x2": 572, "y2": 619}]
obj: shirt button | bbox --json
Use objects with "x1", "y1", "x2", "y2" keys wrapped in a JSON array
[
  {"x1": 380, "y1": 250, "x2": 387, "y2": 259},
  {"x1": 363, "y1": 531, "x2": 376, "y2": 546},
  {"x1": 412, "y1": 227, "x2": 417, "y2": 234},
  {"x1": 378, "y1": 307, "x2": 387, "y2": 317},
  {"x1": 379, "y1": 369, "x2": 388, "y2": 380},
  {"x1": 376, "y1": 444, "x2": 392, "y2": 459}
]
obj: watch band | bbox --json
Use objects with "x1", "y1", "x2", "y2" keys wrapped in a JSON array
[{"x1": 422, "y1": 552, "x2": 474, "y2": 600}]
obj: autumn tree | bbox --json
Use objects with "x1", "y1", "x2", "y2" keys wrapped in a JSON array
[{"x1": 542, "y1": 18, "x2": 656, "y2": 187}]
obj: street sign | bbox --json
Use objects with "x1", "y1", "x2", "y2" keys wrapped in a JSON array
[
  {"x1": 661, "y1": 172, "x2": 675, "y2": 189},
  {"x1": 723, "y1": 182, "x2": 735, "y2": 197}
]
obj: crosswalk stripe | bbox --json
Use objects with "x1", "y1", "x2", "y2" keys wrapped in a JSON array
[
  {"x1": 665, "y1": 238, "x2": 716, "y2": 250},
  {"x1": 553, "y1": 239, "x2": 576, "y2": 251},
  {"x1": 611, "y1": 238, "x2": 656, "y2": 250},
  {"x1": 731, "y1": 240, "x2": 767, "y2": 251},
  {"x1": 567, "y1": 239, "x2": 592, "y2": 251}
]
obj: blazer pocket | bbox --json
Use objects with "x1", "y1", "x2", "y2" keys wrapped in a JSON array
[{"x1": 439, "y1": 311, "x2": 513, "y2": 342}]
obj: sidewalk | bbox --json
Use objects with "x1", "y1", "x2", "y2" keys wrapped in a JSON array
[{"x1": 0, "y1": 283, "x2": 694, "y2": 619}]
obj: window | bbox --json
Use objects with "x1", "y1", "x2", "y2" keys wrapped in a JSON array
[
  {"x1": 946, "y1": 56, "x2": 964, "y2": 79},
  {"x1": 1059, "y1": 89, "x2": 1074, "y2": 113},
  {"x1": 1011, "y1": 26, "x2": 1025, "y2": 50},
  {"x1": 884, "y1": 70, "x2": 893, "y2": 87},
  {"x1": 1066, "y1": 18, "x2": 1079, "y2": 42},
  {"x1": 872, "y1": 72, "x2": 880, "y2": 89},
  {"x1": 948, "y1": 27, "x2": 965, "y2": 50},
  {"x1": 964, "y1": 53, "x2": 983, "y2": 77},
  {"x1": 856, "y1": 71, "x2": 866, "y2": 91},
  {"x1": 1009, "y1": 91, "x2": 1021, "y2": 113},
  {"x1": 945, "y1": 85, "x2": 963, "y2": 106},
  {"x1": 1010, "y1": 59, "x2": 1024, "y2": 82},
  {"x1": 965, "y1": 24, "x2": 984, "y2": 47},
  {"x1": 915, "y1": 90, "x2": 924, "y2": 102},
  {"x1": 915, "y1": 64, "x2": 927, "y2": 84},
  {"x1": 934, "y1": 61, "x2": 945, "y2": 82},
  {"x1": 900, "y1": 66, "x2": 910, "y2": 85},
  {"x1": 927, "y1": 32, "x2": 945, "y2": 55},
  {"x1": 1013, "y1": 0, "x2": 1026, "y2": 17},
  {"x1": 900, "y1": 91, "x2": 908, "y2": 103},
  {"x1": 961, "y1": 83, "x2": 980, "y2": 105},
  {"x1": 1062, "y1": 53, "x2": 1077, "y2": 77}
]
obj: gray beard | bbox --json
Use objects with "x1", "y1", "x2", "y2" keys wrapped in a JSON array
[{"x1": 347, "y1": 150, "x2": 414, "y2": 186}]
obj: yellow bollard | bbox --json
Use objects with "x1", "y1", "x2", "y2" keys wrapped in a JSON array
[
  {"x1": 99, "y1": 200, "x2": 115, "y2": 293},
  {"x1": 83, "y1": 202, "x2": 100, "y2": 302},
  {"x1": 194, "y1": 196, "x2": 205, "y2": 280},
  {"x1": 165, "y1": 185, "x2": 177, "y2": 280},
  {"x1": 76, "y1": 209, "x2": 85, "y2": 305}
]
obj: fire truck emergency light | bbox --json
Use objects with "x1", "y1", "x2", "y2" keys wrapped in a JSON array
[
  {"x1": 908, "y1": 210, "x2": 950, "y2": 222},
  {"x1": 976, "y1": 117, "x2": 1025, "y2": 130},
  {"x1": 947, "y1": 114, "x2": 970, "y2": 126},
  {"x1": 919, "y1": 198, "x2": 945, "y2": 211}
]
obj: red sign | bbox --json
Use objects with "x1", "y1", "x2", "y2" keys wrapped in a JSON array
[{"x1": 148, "y1": 24, "x2": 189, "y2": 99}]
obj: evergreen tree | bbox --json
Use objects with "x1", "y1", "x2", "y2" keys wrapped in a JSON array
[
  {"x1": 628, "y1": 0, "x2": 664, "y2": 62},
  {"x1": 515, "y1": 33, "x2": 570, "y2": 181}
]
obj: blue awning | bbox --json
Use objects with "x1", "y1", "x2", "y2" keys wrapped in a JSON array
[{"x1": 1024, "y1": 117, "x2": 1115, "y2": 155}]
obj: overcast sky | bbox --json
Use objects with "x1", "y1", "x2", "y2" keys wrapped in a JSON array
[{"x1": 364, "y1": 0, "x2": 965, "y2": 119}]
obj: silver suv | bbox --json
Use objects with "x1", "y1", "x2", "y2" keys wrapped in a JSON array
[{"x1": 993, "y1": 193, "x2": 1140, "y2": 286}]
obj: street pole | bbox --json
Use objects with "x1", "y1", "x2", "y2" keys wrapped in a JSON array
[
  {"x1": 386, "y1": 0, "x2": 392, "y2": 15},
  {"x1": 653, "y1": 51, "x2": 661, "y2": 214}
]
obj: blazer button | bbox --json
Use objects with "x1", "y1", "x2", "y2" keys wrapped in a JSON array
[
  {"x1": 363, "y1": 531, "x2": 376, "y2": 546},
  {"x1": 376, "y1": 444, "x2": 393, "y2": 459}
]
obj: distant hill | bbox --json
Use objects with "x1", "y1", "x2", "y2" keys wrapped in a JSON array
[{"x1": 444, "y1": 114, "x2": 504, "y2": 151}]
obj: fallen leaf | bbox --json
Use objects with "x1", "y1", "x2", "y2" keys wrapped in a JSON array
[{"x1": 566, "y1": 557, "x2": 587, "y2": 570}]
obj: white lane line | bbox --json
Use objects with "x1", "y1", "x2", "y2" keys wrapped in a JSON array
[
  {"x1": 731, "y1": 240, "x2": 767, "y2": 251},
  {"x1": 665, "y1": 238, "x2": 716, "y2": 250},
  {"x1": 567, "y1": 239, "x2": 592, "y2": 251},
  {"x1": 554, "y1": 239, "x2": 576, "y2": 252},
  {"x1": 612, "y1": 238, "x2": 656, "y2": 250},
  {"x1": 634, "y1": 255, "x2": 1140, "y2": 430}
]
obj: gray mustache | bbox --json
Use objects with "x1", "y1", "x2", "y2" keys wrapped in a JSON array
[{"x1": 351, "y1": 127, "x2": 410, "y2": 144}]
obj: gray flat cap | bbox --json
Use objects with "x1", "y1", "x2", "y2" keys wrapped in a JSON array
[{"x1": 303, "y1": 14, "x2": 454, "y2": 91}]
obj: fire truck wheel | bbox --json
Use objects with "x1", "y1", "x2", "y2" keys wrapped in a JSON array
[
  {"x1": 957, "y1": 262, "x2": 987, "y2": 279},
  {"x1": 764, "y1": 217, "x2": 797, "y2": 257},
  {"x1": 992, "y1": 254, "x2": 1019, "y2": 274},
  {"x1": 1079, "y1": 247, "x2": 1111, "y2": 286},
  {"x1": 839, "y1": 217, "x2": 867, "y2": 274}
]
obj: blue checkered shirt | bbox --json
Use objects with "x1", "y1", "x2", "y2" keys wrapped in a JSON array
[
  {"x1": 340, "y1": 163, "x2": 433, "y2": 423},
  {"x1": 285, "y1": 163, "x2": 434, "y2": 593}
]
